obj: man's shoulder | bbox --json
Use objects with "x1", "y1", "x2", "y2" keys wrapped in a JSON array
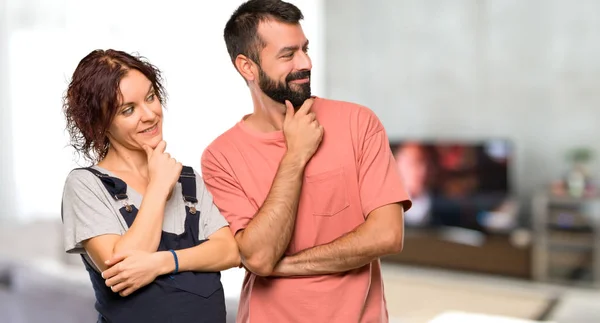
[
  {"x1": 318, "y1": 97, "x2": 368, "y2": 110},
  {"x1": 201, "y1": 123, "x2": 244, "y2": 173},
  {"x1": 317, "y1": 97, "x2": 381, "y2": 134},
  {"x1": 204, "y1": 123, "x2": 242, "y2": 155},
  {"x1": 317, "y1": 97, "x2": 377, "y2": 119}
]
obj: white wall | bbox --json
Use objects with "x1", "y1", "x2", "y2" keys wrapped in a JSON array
[
  {"x1": 324, "y1": 0, "x2": 600, "y2": 202},
  {"x1": 0, "y1": 0, "x2": 15, "y2": 221},
  {"x1": 4, "y1": 0, "x2": 325, "y2": 222}
]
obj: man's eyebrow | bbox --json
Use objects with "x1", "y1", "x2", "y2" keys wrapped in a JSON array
[
  {"x1": 277, "y1": 45, "x2": 299, "y2": 56},
  {"x1": 277, "y1": 40, "x2": 310, "y2": 56}
]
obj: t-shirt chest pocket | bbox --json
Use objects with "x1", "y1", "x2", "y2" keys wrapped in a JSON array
[{"x1": 305, "y1": 167, "x2": 350, "y2": 217}]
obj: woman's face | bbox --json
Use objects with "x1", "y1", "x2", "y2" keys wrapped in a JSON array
[{"x1": 106, "y1": 69, "x2": 163, "y2": 151}]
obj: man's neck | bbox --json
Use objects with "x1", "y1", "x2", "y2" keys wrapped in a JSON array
[{"x1": 245, "y1": 89, "x2": 287, "y2": 132}]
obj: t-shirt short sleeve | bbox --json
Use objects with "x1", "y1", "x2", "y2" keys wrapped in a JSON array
[
  {"x1": 61, "y1": 169, "x2": 125, "y2": 254},
  {"x1": 195, "y1": 170, "x2": 229, "y2": 240},
  {"x1": 201, "y1": 148, "x2": 257, "y2": 236},
  {"x1": 355, "y1": 107, "x2": 412, "y2": 216}
]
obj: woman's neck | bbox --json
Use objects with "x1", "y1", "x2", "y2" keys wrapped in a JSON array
[{"x1": 98, "y1": 145, "x2": 149, "y2": 180}]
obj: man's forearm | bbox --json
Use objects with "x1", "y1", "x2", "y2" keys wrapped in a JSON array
[
  {"x1": 272, "y1": 220, "x2": 401, "y2": 276},
  {"x1": 272, "y1": 230, "x2": 375, "y2": 276},
  {"x1": 237, "y1": 152, "x2": 306, "y2": 275}
]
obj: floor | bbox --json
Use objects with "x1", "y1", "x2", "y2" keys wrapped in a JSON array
[
  {"x1": 1, "y1": 260, "x2": 598, "y2": 322},
  {"x1": 380, "y1": 263, "x2": 599, "y2": 322},
  {"x1": 0, "y1": 220, "x2": 598, "y2": 322}
]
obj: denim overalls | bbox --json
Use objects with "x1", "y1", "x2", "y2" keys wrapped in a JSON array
[{"x1": 77, "y1": 166, "x2": 226, "y2": 323}]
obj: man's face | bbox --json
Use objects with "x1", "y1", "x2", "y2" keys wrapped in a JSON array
[{"x1": 255, "y1": 20, "x2": 312, "y2": 108}]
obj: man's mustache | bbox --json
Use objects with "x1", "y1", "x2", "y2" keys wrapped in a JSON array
[{"x1": 286, "y1": 70, "x2": 311, "y2": 83}]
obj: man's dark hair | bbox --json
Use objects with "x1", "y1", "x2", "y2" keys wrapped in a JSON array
[{"x1": 224, "y1": 0, "x2": 303, "y2": 66}]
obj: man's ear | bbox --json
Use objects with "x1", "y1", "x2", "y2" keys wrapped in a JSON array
[{"x1": 235, "y1": 54, "x2": 257, "y2": 83}]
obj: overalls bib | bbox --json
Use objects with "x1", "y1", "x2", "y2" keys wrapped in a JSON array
[{"x1": 78, "y1": 166, "x2": 226, "y2": 323}]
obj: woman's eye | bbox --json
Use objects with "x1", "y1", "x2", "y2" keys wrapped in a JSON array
[
  {"x1": 147, "y1": 93, "x2": 155, "y2": 102},
  {"x1": 122, "y1": 106, "x2": 134, "y2": 115}
]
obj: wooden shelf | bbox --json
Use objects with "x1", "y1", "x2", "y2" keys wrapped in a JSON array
[{"x1": 532, "y1": 191, "x2": 600, "y2": 287}]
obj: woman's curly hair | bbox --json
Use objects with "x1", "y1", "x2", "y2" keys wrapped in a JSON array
[{"x1": 63, "y1": 49, "x2": 167, "y2": 164}]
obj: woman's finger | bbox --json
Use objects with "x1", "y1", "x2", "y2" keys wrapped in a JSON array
[
  {"x1": 110, "y1": 282, "x2": 128, "y2": 293},
  {"x1": 119, "y1": 286, "x2": 137, "y2": 297},
  {"x1": 105, "y1": 274, "x2": 125, "y2": 288}
]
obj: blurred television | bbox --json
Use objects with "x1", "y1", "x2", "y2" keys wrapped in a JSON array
[{"x1": 391, "y1": 139, "x2": 518, "y2": 235}]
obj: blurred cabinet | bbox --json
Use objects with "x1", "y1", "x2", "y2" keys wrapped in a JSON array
[
  {"x1": 383, "y1": 228, "x2": 531, "y2": 278},
  {"x1": 532, "y1": 192, "x2": 600, "y2": 287}
]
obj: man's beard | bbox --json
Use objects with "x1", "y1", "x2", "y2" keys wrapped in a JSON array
[{"x1": 258, "y1": 66, "x2": 311, "y2": 109}]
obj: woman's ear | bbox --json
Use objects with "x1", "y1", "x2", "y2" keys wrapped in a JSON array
[{"x1": 235, "y1": 54, "x2": 257, "y2": 83}]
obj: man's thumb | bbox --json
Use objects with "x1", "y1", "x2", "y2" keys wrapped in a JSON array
[{"x1": 284, "y1": 100, "x2": 295, "y2": 121}]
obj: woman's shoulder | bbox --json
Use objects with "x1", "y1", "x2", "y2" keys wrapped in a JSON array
[
  {"x1": 63, "y1": 166, "x2": 105, "y2": 191},
  {"x1": 186, "y1": 166, "x2": 211, "y2": 194},
  {"x1": 190, "y1": 167, "x2": 207, "y2": 183}
]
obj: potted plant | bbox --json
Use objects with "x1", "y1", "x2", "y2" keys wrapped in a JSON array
[{"x1": 565, "y1": 147, "x2": 594, "y2": 198}]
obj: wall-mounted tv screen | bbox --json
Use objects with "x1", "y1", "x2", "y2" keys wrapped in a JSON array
[{"x1": 390, "y1": 139, "x2": 514, "y2": 233}]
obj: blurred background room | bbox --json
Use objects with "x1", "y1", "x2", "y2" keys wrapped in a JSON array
[{"x1": 0, "y1": 0, "x2": 599, "y2": 322}]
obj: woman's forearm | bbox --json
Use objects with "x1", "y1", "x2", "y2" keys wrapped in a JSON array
[
  {"x1": 113, "y1": 183, "x2": 169, "y2": 255},
  {"x1": 157, "y1": 238, "x2": 240, "y2": 274}
]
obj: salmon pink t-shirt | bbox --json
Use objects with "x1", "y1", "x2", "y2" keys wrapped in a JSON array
[{"x1": 201, "y1": 97, "x2": 411, "y2": 323}]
